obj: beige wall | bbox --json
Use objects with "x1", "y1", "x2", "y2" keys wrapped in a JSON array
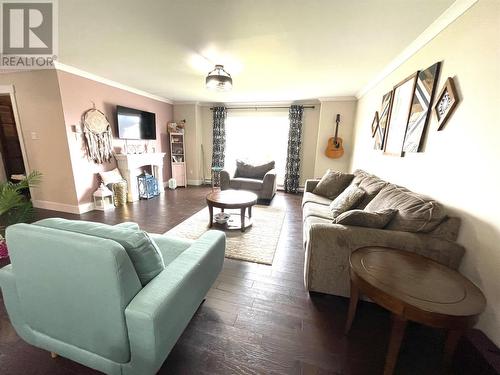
[
  {"x1": 56, "y1": 70, "x2": 173, "y2": 206},
  {"x1": 314, "y1": 100, "x2": 357, "y2": 177},
  {"x1": 173, "y1": 104, "x2": 203, "y2": 184},
  {"x1": 350, "y1": 0, "x2": 500, "y2": 346},
  {"x1": 0, "y1": 70, "x2": 79, "y2": 209}
]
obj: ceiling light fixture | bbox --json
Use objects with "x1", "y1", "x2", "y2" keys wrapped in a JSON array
[{"x1": 206, "y1": 64, "x2": 233, "y2": 91}]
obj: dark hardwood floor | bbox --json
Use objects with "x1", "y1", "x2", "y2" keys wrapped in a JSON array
[{"x1": 0, "y1": 187, "x2": 451, "y2": 374}]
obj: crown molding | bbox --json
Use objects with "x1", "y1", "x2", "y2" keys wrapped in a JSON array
[
  {"x1": 318, "y1": 96, "x2": 357, "y2": 102},
  {"x1": 356, "y1": 0, "x2": 478, "y2": 99},
  {"x1": 53, "y1": 62, "x2": 173, "y2": 104},
  {"x1": 195, "y1": 99, "x2": 320, "y2": 108},
  {"x1": 173, "y1": 101, "x2": 200, "y2": 106}
]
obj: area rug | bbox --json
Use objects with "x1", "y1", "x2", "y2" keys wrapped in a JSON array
[{"x1": 165, "y1": 205, "x2": 286, "y2": 265}]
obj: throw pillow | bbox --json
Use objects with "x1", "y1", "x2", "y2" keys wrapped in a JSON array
[
  {"x1": 235, "y1": 160, "x2": 275, "y2": 179},
  {"x1": 312, "y1": 170, "x2": 354, "y2": 199},
  {"x1": 329, "y1": 184, "x2": 366, "y2": 218},
  {"x1": 334, "y1": 208, "x2": 397, "y2": 228},
  {"x1": 99, "y1": 168, "x2": 124, "y2": 186},
  {"x1": 34, "y1": 218, "x2": 164, "y2": 286}
]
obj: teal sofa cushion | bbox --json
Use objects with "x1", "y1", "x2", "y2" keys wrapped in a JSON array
[
  {"x1": 114, "y1": 222, "x2": 140, "y2": 230},
  {"x1": 35, "y1": 218, "x2": 165, "y2": 285}
]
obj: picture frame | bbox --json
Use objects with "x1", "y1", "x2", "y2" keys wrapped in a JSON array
[
  {"x1": 371, "y1": 111, "x2": 379, "y2": 137},
  {"x1": 403, "y1": 62, "x2": 441, "y2": 152},
  {"x1": 434, "y1": 77, "x2": 459, "y2": 130},
  {"x1": 384, "y1": 73, "x2": 418, "y2": 157},
  {"x1": 374, "y1": 91, "x2": 393, "y2": 150}
]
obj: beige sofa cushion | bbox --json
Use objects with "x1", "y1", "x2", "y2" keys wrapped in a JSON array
[
  {"x1": 334, "y1": 208, "x2": 397, "y2": 228},
  {"x1": 313, "y1": 170, "x2": 354, "y2": 199},
  {"x1": 303, "y1": 202, "x2": 333, "y2": 221},
  {"x1": 329, "y1": 184, "x2": 366, "y2": 218},
  {"x1": 352, "y1": 169, "x2": 388, "y2": 209},
  {"x1": 365, "y1": 184, "x2": 446, "y2": 233},
  {"x1": 229, "y1": 177, "x2": 263, "y2": 191},
  {"x1": 302, "y1": 192, "x2": 332, "y2": 207}
]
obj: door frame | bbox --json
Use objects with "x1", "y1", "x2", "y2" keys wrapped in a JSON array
[{"x1": 0, "y1": 85, "x2": 31, "y2": 179}]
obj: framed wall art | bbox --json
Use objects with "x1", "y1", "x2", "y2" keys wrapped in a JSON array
[
  {"x1": 403, "y1": 62, "x2": 441, "y2": 152},
  {"x1": 374, "y1": 91, "x2": 393, "y2": 150},
  {"x1": 384, "y1": 73, "x2": 417, "y2": 156},
  {"x1": 371, "y1": 111, "x2": 379, "y2": 137},
  {"x1": 434, "y1": 77, "x2": 459, "y2": 130}
]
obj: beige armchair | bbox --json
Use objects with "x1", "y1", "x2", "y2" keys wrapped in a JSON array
[{"x1": 220, "y1": 160, "x2": 277, "y2": 202}]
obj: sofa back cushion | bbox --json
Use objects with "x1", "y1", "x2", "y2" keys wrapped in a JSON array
[
  {"x1": 6, "y1": 223, "x2": 142, "y2": 363},
  {"x1": 426, "y1": 216, "x2": 462, "y2": 241},
  {"x1": 235, "y1": 160, "x2": 275, "y2": 179},
  {"x1": 365, "y1": 184, "x2": 446, "y2": 233},
  {"x1": 352, "y1": 169, "x2": 388, "y2": 209},
  {"x1": 313, "y1": 169, "x2": 354, "y2": 199},
  {"x1": 35, "y1": 218, "x2": 165, "y2": 285}
]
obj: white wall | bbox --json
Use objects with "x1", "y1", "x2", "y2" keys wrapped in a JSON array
[
  {"x1": 350, "y1": 0, "x2": 500, "y2": 346},
  {"x1": 314, "y1": 99, "x2": 357, "y2": 176}
]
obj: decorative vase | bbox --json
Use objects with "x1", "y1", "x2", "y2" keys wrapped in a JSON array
[{"x1": 0, "y1": 237, "x2": 8, "y2": 259}]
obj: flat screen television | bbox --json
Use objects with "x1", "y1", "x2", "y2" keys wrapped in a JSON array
[{"x1": 116, "y1": 105, "x2": 156, "y2": 140}]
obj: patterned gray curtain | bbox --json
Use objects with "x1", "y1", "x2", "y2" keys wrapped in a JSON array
[
  {"x1": 211, "y1": 106, "x2": 227, "y2": 186},
  {"x1": 284, "y1": 105, "x2": 304, "y2": 193}
]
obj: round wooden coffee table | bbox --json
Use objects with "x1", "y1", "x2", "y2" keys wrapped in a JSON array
[
  {"x1": 345, "y1": 247, "x2": 486, "y2": 375},
  {"x1": 206, "y1": 190, "x2": 258, "y2": 232}
]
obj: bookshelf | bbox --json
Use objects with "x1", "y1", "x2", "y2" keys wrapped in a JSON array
[{"x1": 169, "y1": 132, "x2": 186, "y2": 187}]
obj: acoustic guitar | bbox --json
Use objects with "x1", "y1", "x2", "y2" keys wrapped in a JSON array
[{"x1": 325, "y1": 114, "x2": 344, "y2": 159}]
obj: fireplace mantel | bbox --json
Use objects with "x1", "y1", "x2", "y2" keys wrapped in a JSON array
[{"x1": 114, "y1": 153, "x2": 166, "y2": 202}]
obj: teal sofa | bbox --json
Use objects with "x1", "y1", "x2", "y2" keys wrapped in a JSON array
[{"x1": 0, "y1": 220, "x2": 225, "y2": 375}]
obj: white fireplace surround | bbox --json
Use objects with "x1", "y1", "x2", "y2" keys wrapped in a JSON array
[{"x1": 114, "y1": 153, "x2": 166, "y2": 202}]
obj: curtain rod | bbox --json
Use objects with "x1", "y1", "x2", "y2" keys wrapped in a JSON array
[{"x1": 209, "y1": 105, "x2": 315, "y2": 110}]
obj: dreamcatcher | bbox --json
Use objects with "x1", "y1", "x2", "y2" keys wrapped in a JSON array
[{"x1": 82, "y1": 106, "x2": 113, "y2": 164}]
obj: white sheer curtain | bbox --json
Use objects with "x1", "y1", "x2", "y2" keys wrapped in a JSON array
[{"x1": 224, "y1": 110, "x2": 289, "y2": 186}]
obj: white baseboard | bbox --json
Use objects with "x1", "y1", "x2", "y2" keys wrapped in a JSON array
[
  {"x1": 33, "y1": 200, "x2": 95, "y2": 214},
  {"x1": 187, "y1": 179, "x2": 204, "y2": 186}
]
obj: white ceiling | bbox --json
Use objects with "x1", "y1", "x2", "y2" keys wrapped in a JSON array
[{"x1": 58, "y1": 0, "x2": 455, "y2": 103}]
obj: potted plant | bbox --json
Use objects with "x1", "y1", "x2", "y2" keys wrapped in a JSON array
[{"x1": 0, "y1": 171, "x2": 41, "y2": 259}]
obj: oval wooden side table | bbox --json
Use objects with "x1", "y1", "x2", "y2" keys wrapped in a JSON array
[{"x1": 345, "y1": 247, "x2": 486, "y2": 375}]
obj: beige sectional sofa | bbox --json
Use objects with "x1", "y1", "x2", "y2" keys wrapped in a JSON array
[{"x1": 303, "y1": 169, "x2": 465, "y2": 297}]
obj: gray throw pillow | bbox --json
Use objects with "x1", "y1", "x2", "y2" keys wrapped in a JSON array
[
  {"x1": 235, "y1": 160, "x2": 275, "y2": 179},
  {"x1": 334, "y1": 208, "x2": 397, "y2": 228},
  {"x1": 329, "y1": 184, "x2": 366, "y2": 218},
  {"x1": 312, "y1": 170, "x2": 354, "y2": 199},
  {"x1": 35, "y1": 218, "x2": 165, "y2": 286}
]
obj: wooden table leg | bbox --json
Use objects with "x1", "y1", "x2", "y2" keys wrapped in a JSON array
[
  {"x1": 344, "y1": 280, "x2": 359, "y2": 334},
  {"x1": 208, "y1": 204, "x2": 213, "y2": 228},
  {"x1": 248, "y1": 205, "x2": 252, "y2": 218},
  {"x1": 443, "y1": 329, "x2": 463, "y2": 369},
  {"x1": 240, "y1": 207, "x2": 246, "y2": 232},
  {"x1": 383, "y1": 314, "x2": 407, "y2": 375}
]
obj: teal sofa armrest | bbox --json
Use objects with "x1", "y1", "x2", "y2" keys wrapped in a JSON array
[
  {"x1": 123, "y1": 230, "x2": 225, "y2": 375},
  {"x1": 0, "y1": 265, "x2": 36, "y2": 344}
]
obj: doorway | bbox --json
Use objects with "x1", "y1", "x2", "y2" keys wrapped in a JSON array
[{"x1": 0, "y1": 95, "x2": 26, "y2": 183}]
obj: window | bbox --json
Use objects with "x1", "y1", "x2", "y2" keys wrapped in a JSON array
[{"x1": 224, "y1": 111, "x2": 289, "y2": 186}]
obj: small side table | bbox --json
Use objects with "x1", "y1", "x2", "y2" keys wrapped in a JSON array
[{"x1": 345, "y1": 247, "x2": 486, "y2": 375}]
